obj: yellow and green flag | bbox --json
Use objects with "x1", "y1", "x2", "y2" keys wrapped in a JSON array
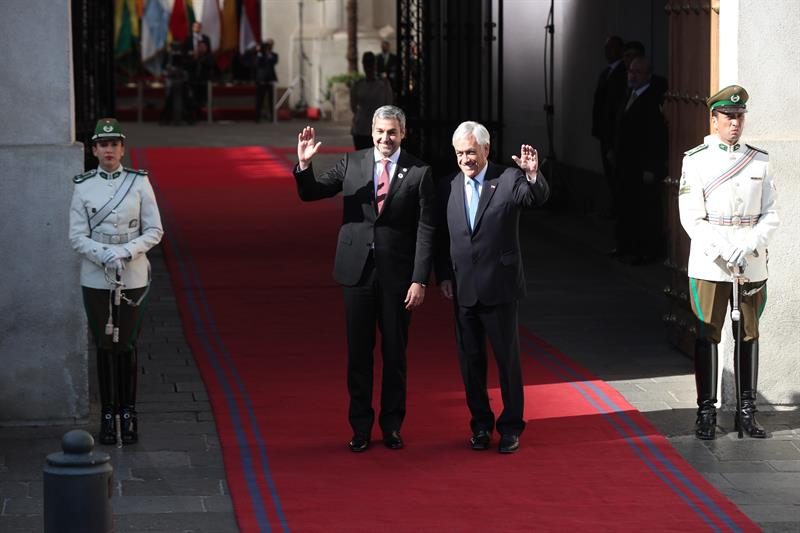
[{"x1": 114, "y1": 0, "x2": 140, "y2": 58}]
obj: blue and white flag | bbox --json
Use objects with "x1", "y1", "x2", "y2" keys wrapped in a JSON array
[{"x1": 141, "y1": 0, "x2": 170, "y2": 75}]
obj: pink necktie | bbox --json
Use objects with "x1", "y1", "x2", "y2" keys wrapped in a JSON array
[{"x1": 377, "y1": 159, "x2": 390, "y2": 213}]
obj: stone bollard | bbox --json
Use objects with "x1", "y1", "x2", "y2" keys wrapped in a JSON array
[{"x1": 43, "y1": 429, "x2": 113, "y2": 533}]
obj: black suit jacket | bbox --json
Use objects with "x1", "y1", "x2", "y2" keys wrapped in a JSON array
[
  {"x1": 436, "y1": 162, "x2": 549, "y2": 307},
  {"x1": 183, "y1": 32, "x2": 212, "y2": 54},
  {"x1": 295, "y1": 149, "x2": 436, "y2": 292},
  {"x1": 615, "y1": 84, "x2": 668, "y2": 180},
  {"x1": 254, "y1": 51, "x2": 278, "y2": 84},
  {"x1": 591, "y1": 61, "x2": 627, "y2": 144},
  {"x1": 377, "y1": 53, "x2": 398, "y2": 87}
]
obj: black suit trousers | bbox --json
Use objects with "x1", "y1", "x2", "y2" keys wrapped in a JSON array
[
  {"x1": 342, "y1": 253, "x2": 410, "y2": 437},
  {"x1": 454, "y1": 299, "x2": 525, "y2": 436},
  {"x1": 255, "y1": 83, "x2": 274, "y2": 120}
]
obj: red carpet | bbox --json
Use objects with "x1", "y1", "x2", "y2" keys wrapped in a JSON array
[{"x1": 130, "y1": 146, "x2": 759, "y2": 533}]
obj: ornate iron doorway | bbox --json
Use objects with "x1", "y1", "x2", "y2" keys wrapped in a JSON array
[
  {"x1": 397, "y1": 0, "x2": 503, "y2": 174},
  {"x1": 72, "y1": 0, "x2": 115, "y2": 170}
]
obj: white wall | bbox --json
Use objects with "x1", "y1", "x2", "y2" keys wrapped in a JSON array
[
  {"x1": 718, "y1": 0, "x2": 800, "y2": 405},
  {"x1": 0, "y1": 0, "x2": 88, "y2": 424},
  {"x1": 262, "y1": 0, "x2": 394, "y2": 109}
]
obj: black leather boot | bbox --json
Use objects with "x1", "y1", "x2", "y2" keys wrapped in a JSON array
[
  {"x1": 694, "y1": 339, "x2": 718, "y2": 440},
  {"x1": 119, "y1": 349, "x2": 139, "y2": 444},
  {"x1": 97, "y1": 350, "x2": 118, "y2": 445},
  {"x1": 735, "y1": 340, "x2": 768, "y2": 438}
]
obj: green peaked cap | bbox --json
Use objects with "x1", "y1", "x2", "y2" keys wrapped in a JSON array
[
  {"x1": 91, "y1": 118, "x2": 126, "y2": 141},
  {"x1": 707, "y1": 85, "x2": 749, "y2": 113}
]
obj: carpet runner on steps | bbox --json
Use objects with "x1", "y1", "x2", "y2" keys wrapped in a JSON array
[{"x1": 130, "y1": 146, "x2": 758, "y2": 533}]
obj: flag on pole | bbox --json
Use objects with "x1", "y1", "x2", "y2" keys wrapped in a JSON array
[
  {"x1": 238, "y1": 0, "x2": 260, "y2": 53},
  {"x1": 135, "y1": 0, "x2": 145, "y2": 18},
  {"x1": 114, "y1": 0, "x2": 140, "y2": 58},
  {"x1": 200, "y1": 0, "x2": 222, "y2": 52},
  {"x1": 141, "y1": 0, "x2": 170, "y2": 75},
  {"x1": 218, "y1": 0, "x2": 238, "y2": 70},
  {"x1": 169, "y1": 0, "x2": 190, "y2": 43},
  {"x1": 186, "y1": 0, "x2": 197, "y2": 26}
]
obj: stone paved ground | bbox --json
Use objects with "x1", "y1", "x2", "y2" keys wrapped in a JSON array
[
  {"x1": 1, "y1": 120, "x2": 798, "y2": 532},
  {"x1": 0, "y1": 246, "x2": 238, "y2": 533}
]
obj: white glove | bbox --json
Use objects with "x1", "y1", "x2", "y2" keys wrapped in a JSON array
[
  {"x1": 102, "y1": 246, "x2": 129, "y2": 265},
  {"x1": 108, "y1": 258, "x2": 125, "y2": 273},
  {"x1": 726, "y1": 247, "x2": 748, "y2": 270}
]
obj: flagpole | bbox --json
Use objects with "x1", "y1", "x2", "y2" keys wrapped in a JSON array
[{"x1": 296, "y1": 0, "x2": 308, "y2": 112}]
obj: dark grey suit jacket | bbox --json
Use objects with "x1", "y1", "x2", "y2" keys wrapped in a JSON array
[
  {"x1": 294, "y1": 148, "x2": 436, "y2": 293},
  {"x1": 436, "y1": 162, "x2": 549, "y2": 307}
]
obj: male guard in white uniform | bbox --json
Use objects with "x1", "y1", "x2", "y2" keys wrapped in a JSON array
[
  {"x1": 69, "y1": 118, "x2": 164, "y2": 445},
  {"x1": 678, "y1": 86, "x2": 778, "y2": 440}
]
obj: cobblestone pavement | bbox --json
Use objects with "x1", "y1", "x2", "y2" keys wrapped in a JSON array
[
  {"x1": 1, "y1": 120, "x2": 797, "y2": 532},
  {"x1": 0, "y1": 246, "x2": 238, "y2": 533}
]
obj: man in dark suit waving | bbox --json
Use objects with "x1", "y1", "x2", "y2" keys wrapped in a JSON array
[
  {"x1": 294, "y1": 105, "x2": 435, "y2": 452},
  {"x1": 436, "y1": 121, "x2": 549, "y2": 454}
]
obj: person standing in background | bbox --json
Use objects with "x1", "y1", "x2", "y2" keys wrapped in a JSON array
[
  {"x1": 591, "y1": 35, "x2": 627, "y2": 219},
  {"x1": 350, "y1": 52, "x2": 393, "y2": 149},
  {"x1": 254, "y1": 39, "x2": 279, "y2": 122},
  {"x1": 612, "y1": 55, "x2": 668, "y2": 264},
  {"x1": 376, "y1": 39, "x2": 398, "y2": 95},
  {"x1": 183, "y1": 21, "x2": 211, "y2": 55}
]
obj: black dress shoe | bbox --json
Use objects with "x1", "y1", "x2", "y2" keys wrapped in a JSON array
[
  {"x1": 498, "y1": 434, "x2": 520, "y2": 454},
  {"x1": 348, "y1": 435, "x2": 370, "y2": 452},
  {"x1": 469, "y1": 430, "x2": 491, "y2": 451},
  {"x1": 98, "y1": 408, "x2": 117, "y2": 445},
  {"x1": 120, "y1": 407, "x2": 138, "y2": 444},
  {"x1": 383, "y1": 430, "x2": 404, "y2": 449}
]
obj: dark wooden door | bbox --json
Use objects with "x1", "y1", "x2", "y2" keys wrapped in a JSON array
[{"x1": 663, "y1": 0, "x2": 719, "y2": 355}]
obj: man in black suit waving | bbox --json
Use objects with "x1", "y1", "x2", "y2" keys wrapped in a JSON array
[
  {"x1": 436, "y1": 121, "x2": 549, "y2": 454},
  {"x1": 294, "y1": 106, "x2": 435, "y2": 452}
]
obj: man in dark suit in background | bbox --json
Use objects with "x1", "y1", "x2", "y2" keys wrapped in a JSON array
[
  {"x1": 294, "y1": 105, "x2": 436, "y2": 453},
  {"x1": 254, "y1": 39, "x2": 279, "y2": 122},
  {"x1": 622, "y1": 41, "x2": 667, "y2": 104},
  {"x1": 376, "y1": 40, "x2": 398, "y2": 94},
  {"x1": 436, "y1": 121, "x2": 549, "y2": 454},
  {"x1": 613, "y1": 55, "x2": 668, "y2": 264},
  {"x1": 183, "y1": 21, "x2": 212, "y2": 54},
  {"x1": 592, "y1": 35, "x2": 627, "y2": 217}
]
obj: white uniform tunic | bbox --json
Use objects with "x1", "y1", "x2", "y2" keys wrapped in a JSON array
[
  {"x1": 678, "y1": 134, "x2": 778, "y2": 282},
  {"x1": 69, "y1": 166, "x2": 164, "y2": 289}
]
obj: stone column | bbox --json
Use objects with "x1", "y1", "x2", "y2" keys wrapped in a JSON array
[
  {"x1": 718, "y1": 0, "x2": 800, "y2": 406},
  {"x1": 0, "y1": 0, "x2": 88, "y2": 424}
]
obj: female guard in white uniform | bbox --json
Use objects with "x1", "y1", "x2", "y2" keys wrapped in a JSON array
[{"x1": 69, "y1": 118, "x2": 164, "y2": 445}]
